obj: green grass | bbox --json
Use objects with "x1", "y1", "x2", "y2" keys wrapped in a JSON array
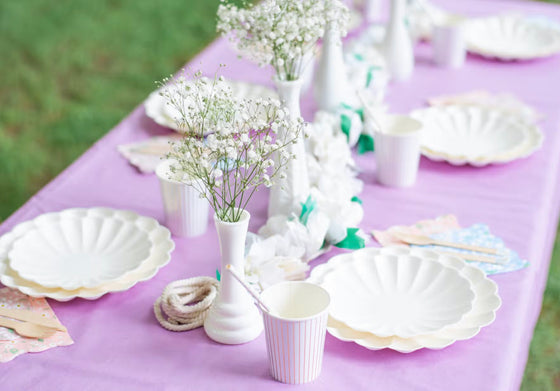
[
  {"x1": 521, "y1": 230, "x2": 560, "y2": 391},
  {"x1": 0, "y1": 0, "x2": 223, "y2": 218},
  {"x1": 0, "y1": 1, "x2": 559, "y2": 389}
]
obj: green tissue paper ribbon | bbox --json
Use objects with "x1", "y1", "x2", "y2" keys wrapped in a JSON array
[
  {"x1": 299, "y1": 195, "x2": 316, "y2": 226},
  {"x1": 351, "y1": 196, "x2": 363, "y2": 205},
  {"x1": 216, "y1": 269, "x2": 221, "y2": 282},
  {"x1": 353, "y1": 53, "x2": 365, "y2": 61},
  {"x1": 357, "y1": 134, "x2": 374, "y2": 154},
  {"x1": 365, "y1": 65, "x2": 382, "y2": 88},
  {"x1": 335, "y1": 228, "x2": 365, "y2": 250},
  {"x1": 340, "y1": 114, "x2": 352, "y2": 142}
]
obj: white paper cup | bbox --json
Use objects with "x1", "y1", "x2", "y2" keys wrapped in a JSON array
[
  {"x1": 261, "y1": 282, "x2": 330, "y2": 384},
  {"x1": 374, "y1": 115, "x2": 423, "y2": 187},
  {"x1": 156, "y1": 160, "x2": 209, "y2": 237},
  {"x1": 432, "y1": 21, "x2": 466, "y2": 68}
]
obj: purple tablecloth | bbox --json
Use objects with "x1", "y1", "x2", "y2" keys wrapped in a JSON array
[{"x1": 2, "y1": 0, "x2": 560, "y2": 390}]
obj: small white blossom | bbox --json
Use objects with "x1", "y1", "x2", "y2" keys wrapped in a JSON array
[
  {"x1": 159, "y1": 68, "x2": 303, "y2": 222},
  {"x1": 216, "y1": 0, "x2": 349, "y2": 81}
]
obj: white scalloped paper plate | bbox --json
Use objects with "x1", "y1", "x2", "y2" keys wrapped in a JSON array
[
  {"x1": 321, "y1": 250, "x2": 475, "y2": 338},
  {"x1": 308, "y1": 247, "x2": 501, "y2": 353},
  {"x1": 411, "y1": 105, "x2": 543, "y2": 166},
  {"x1": 465, "y1": 15, "x2": 560, "y2": 60},
  {"x1": 9, "y1": 212, "x2": 153, "y2": 290},
  {"x1": 145, "y1": 79, "x2": 278, "y2": 133},
  {"x1": 0, "y1": 208, "x2": 174, "y2": 301}
]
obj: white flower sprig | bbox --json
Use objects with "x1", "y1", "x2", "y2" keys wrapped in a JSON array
[
  {"x1": 217, "y1": 0, "x2": 329, "y2": 81},
  {"x1": 158, "y1": 69, "x2": 304, "y2": 223},
  {"x1": 325, "y1": 0, "x2": 351, "y2": 37}
]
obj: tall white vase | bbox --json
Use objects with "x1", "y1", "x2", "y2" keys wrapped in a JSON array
[
  {"x1": 384, "y1": 0, "x2": 414, "y2": 82},
  {"x1": 268, "y1": 78, "x2": 310, "y2": 217},
  {"x1": 314, "y1": 22, "x2": 350, "y2": 112},
  {"x1": 204, "y1": 210, "x2": 263, "y2": 344},
  {"x1": 300, "y1": 50, "x2": 316, "y2": 94}
]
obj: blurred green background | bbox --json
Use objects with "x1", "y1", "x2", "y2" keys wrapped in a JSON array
[{"x1": 0, "y1": 0, "x2": 558, "y2": 389}]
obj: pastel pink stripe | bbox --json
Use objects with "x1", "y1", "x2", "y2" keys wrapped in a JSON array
[
  {"x1": 304, "y1": 320, "x2": 308, "y2": 383},
  {"x1": 266, "y1": 315, "x2": 276, "y2": 379},
  {"x1": 263, "y1": 311, "x2": 327, "y2": 384}
]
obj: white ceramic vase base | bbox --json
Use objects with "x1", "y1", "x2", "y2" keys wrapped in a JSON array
[
  {"x1": 204, "y1": 297, "x2": 263, "y2": 345},
  {"x1": 203, "y1": 210, "x2": 263, "y2": 344}
]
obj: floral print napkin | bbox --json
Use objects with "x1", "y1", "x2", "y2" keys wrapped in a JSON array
[
  {"x1": 0, "y1": 288, "x2": 73, "y2": 363},
  {"x1": 118, "y1": 135, "x2": 178, "y2": 174},
  {"x1": 372, "y1": 216, "x2": 529, "y2": 275},
  {"x1": 421, "y1": 224, "x2": 529, "y2": 275},
  {"x1": 372, "y1": 215, "x2": 460, "y2": 247}
]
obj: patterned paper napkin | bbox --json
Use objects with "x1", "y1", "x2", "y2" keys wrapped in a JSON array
[
  {"x1": 372, "y1": 215, "x2": 460, "y2": 247},
  {"x1": 372, "y1": 216, "x2": 529, "y2": 275},
  {"x1": 0, "y1": 288, "x2": 73, "y2": 363},
  {"x1": 421, "y1": 224, "x2": 529, "y2": 275},
  {"x1": 118, "y1": 135, "x2": 178, "y2": 174}
]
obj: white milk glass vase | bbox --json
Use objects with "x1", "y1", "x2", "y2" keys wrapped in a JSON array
[
  {"x1": 384, "y1": 0, "x2": 414, "y2": 82},
  {"x1": 268, "y1": 78, "x2": 310, "y2": 217},
  {"x1": 204, "y1": 209, "x2": 263, "y2": 344},
  {"x1": 314, "y1": 21, "x2": 349, "y2": 112},
  {"x1": 300, "y1": 50, "x2": 316, "y2": 94}
]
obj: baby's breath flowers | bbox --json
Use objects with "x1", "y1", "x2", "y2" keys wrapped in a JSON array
[
  {"x1": 217, "y1": 0, "x2": 339, "y2": 81},
  {"x1": 159, "y1": 69, "x2": 304, "y2": 223}
]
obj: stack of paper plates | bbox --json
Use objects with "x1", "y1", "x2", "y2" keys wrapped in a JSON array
[
  {"x1": 145, "y1": 79, "x2": 277, "y2": 133},
  {"x1": 411, "y1": 105, "x2": 543, "y2": 166},
  {"x1": 465, "y1": 15, "x2": 560, "y2": 61},
  {"x1": 308, "y1": 247, "x2": 501, "y2": 353},
  {"x1": 0, "y1": 208, "x2": 174, "y2": 301}
]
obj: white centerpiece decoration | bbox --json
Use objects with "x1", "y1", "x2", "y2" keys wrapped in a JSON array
[
  {"x1": 217, "y1": 0, "x2": 328, "y2": 217},
  {"x1": 159, "y1": 69, "x2": 303, "y2": 344},
  {"x1": 314, "y1": 0, "x2": 353, "y2": 112},
  {"x1": 384, "y1": 0, "x2": 415, "y2": 81}
]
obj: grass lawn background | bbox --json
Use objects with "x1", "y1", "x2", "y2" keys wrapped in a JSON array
[{"x1": 0, "y1": 1, "x2": 558, "y2": 389}]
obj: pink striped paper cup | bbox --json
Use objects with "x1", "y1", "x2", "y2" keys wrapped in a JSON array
[{"x1": 261, "y1": 282, "x2": 330, "y2": 384}]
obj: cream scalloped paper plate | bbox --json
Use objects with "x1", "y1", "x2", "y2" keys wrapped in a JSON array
[
  {"x1": 465, "y1": 15, "x2": 560, "y2": 60},
  {"x1": 308, "y1": 247, "x2": 501, "y2": 353},
  {"x1": 411, "y1": 105, "x2": 543, "y2": 166},
  {"x1": 0, "y1": 208, "x2": 174, "y2": 301},
  {"x1": 145, "y1": 79, "x2": 278, "y2": 133},
  {"x1": 321, "y1": 250, "x2": 475, "y2": 338}
]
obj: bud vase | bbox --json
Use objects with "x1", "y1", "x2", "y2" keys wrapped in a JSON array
[
  {"x1": 384, "y1": 0, "x2": 414, "y2": 81},
  {"x1": 314, "y1": 21, "x2": 350, "y2": 112},
  {"x1": 268, "y1": 78, "x2": 310, "y2": 217},
  {"x1": 204, "y1": 209, "x2": 263, "y2": 344}
]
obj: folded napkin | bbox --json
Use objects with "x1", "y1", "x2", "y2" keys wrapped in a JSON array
[
  {"x1": 118, "y1": 135, "x2": 178, "y2": 174},
  {"x1": 0, "y1": 288, "x2": 72, "y2": 363},
  {"x1": 372, "y1": 215, "x2": 460, "y2": 247},
  {"x1": 372, "y1": 216, "x2": 528, "y2": 275},
  {"x1": 420, "y1": 224, "x2": 529, "y2": 275}
]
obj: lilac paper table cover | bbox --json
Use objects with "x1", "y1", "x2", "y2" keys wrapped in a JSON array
[{"x1": 1, "y1": 0, "x2": 560, "y2": 390}]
